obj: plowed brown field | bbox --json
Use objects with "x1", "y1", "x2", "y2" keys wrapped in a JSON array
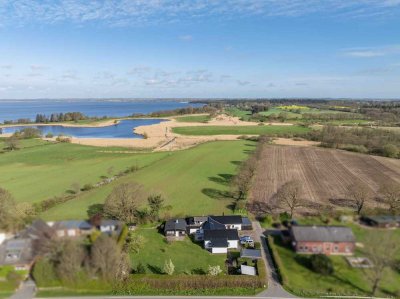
[{"x1": 251, "y1": 145, "x2": 400, "y2": 212}]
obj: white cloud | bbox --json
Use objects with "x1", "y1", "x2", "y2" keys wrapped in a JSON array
[
  {"x1": 0, "y1": 1, "x2": 399, "y2": 27},
  {"x1": 179, "y1": 35, "x2": 193, "y2": 42},
  {"x1": 342, "y1": 45, "x2": 400, "y2": 58}
]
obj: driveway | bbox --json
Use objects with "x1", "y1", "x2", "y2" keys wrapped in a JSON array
[
  {"x1": 252, "y1": 221, "x2": 297, "y2": 298},
  {"x1": 9, "y1": 279, "x2": 36, "y2": 299}
]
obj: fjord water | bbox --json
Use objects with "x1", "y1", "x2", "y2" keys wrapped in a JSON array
[
  {"x1": 0, "y1": 99, "x2": 201, "y2": 123},
  {"x1": 1, "y1": 119, "x2": 166, "y2": 139}
]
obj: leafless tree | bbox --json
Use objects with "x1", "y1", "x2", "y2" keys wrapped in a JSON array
[
  {"x1": 4, "y1": 136, "x2": 20, "y2": 151},
  {"x1": 379, "y1": 181, "x2": 400, "y2": 214},
  {"x1": 363, "y1": 232, "x2": 400, "y2": 296},
  {"x1": 276, "y1": 180, "x2": 304, "y2": 218},
  {"x1": 0, "y1": 187, "x2": 17, "y2": 231},
  {"x1": 57, "y1": 239, "x2": 86, "y2": 283},
  {"x1": 103, "y1": 182, "x2": 145, "y2": 223},
  {"x1": 91, "y1": 235, "x2": 130, "y2": 282},
  {"x1": 347, "y1": 181, "x2": 372, "y2": 215}
]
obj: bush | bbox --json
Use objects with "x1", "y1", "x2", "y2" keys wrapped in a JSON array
[
  {"x1": 163, "y1": 259, "x2": 175, "y2": 275},
  {"x1": 207, "y1": 265, "x2": 222, "y2": 276},
  {"x1": 32, "y1": 258, "x2": 60, "y2": 287},
  {"x1": 382, "y1": 144, "x2": 399, "y2": 158},
  {"x1": 81, "y1": 183, "x2": 94, "y2": 191},
  {"x1": 310, "y1": 254, "x2": 334, "y2": 276},
  {"x1": 45, "y1": 132, "x2": 54, "y2": 138},
  {"x1": 266, "y1": 236, "x2": 288, "y2": 286},
  {"x1": 135, "y1": 263, "x2": 146, "y2": 274}
]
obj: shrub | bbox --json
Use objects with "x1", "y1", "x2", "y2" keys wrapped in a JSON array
[
  {"x1": 163, "y1": 259, "x2": 175, "y2": 275},
  {"x1": 45, "y1": 132, "x2": 54, "y2": 138},
  {"x1": 136, "y1": 262, "x2": 146, "y2": 274},
  {"x1": 382, "y1": 144, "x2": 399, "y2": 158},
  {"x1": 81, "y1": 183, "x2": 94, "y2": 191},
  {"x1": 207, "y1": 265, "x2": 222, "y2": 276},
  {"x1": 310, "y1": 254, "x2": 334, "y2": 276}
]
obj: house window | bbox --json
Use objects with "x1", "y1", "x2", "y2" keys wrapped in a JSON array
[
  {"x1": 67, "y1": 229, "x2": 76, "y2": 237},
  {"x1": 304, "y1": 246, "x2": 308, "y2": 251},
  {"x1": 333, "y1": 245, "x2": 339, "y2": 252}
]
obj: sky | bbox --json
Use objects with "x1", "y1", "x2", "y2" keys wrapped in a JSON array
[{"x1": 0, "y1": 0, "x2": 400, "y2": 99}]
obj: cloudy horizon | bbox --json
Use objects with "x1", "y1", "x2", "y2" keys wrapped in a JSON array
[{"x1": 0, "y1": 0, "x2": 400, "y2": 99}]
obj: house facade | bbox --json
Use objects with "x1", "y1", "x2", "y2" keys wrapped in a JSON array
[
  {"x1": 51, "y1": 220, "x2": 93, "y2": 237},
  {"x1": 290, "y1": 226, "x2": 355, "y2": 255}
]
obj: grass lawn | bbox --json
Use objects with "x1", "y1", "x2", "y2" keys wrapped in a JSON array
[
  {"x1": 41, "y1": 140, "x2": 255, "y2": 220},
  {"x1": 130, "y1": 229, "x2": 226, "y2": 274},
  {"x1": 172, "y1": 125, "x2": 310, "y2": 136},
  {"x1": 175, "y1": 114, "x2": 211, "y2": 123},
  {"x1": 0, "y1": 139, "x2": 168, "y2": 204},
  {"x1": 271, "y1": 219, "x2": 400, "y2": 297}
]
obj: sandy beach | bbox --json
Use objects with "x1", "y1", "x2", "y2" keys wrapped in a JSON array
[{"x1": 1, "y1": 114, "x2": 314, "y2": 151}]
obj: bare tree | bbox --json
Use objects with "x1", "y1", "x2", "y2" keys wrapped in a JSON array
[
  {"x1": 91, "y1": 235, "x2": 130, "y2": 282},
  {"x1": 4, "y1": 136, "x2": 20, "y2": 151},
  {"x1": 57, "y1": 239, "x2": 86, "y2": 283},
  {"x1": 347, "y1": 181, "x2": 372, "y2": 215},
  {"x1": 379, "y1": 181, "x2": 400, "y2": 214},
  {"x1": 363, "y1": 232, "x2": 400, "y2": 296},
  {"x1": 103, "y1": 182, "x2": 145, "y2": 223},
  {"x1": 276, "y1": 180, "x2": 304, "y2": 218},
  {"x1": 0, "y1": 187, "x2": 17, "y2": 231}
]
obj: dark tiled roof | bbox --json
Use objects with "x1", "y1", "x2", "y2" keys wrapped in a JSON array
[
  {"x1": 202, "y1": 217, "x2": 226, "y2": 230},
  {"x1": 19, "y1": 219, "x2": 55, "y2": 240},
  {"x1": 209, "y1": 237, "x2": 229, "y2": 248},
  {"x1": 0, "y1": 238, "x2": 34, "y2": 266},
  {"x1": 187, "y1": 216, "x2": 208, "y2": 226},
  {"x1": 53, "y1": 220, "x2": 92, "y2": 230},
  {"x1": 164, "y1": 218, "x2": 187, "y2": 232},
  {"x1": 291, "y1": 226, "x2": 355, "y2": 243},
  {"x1": 209, "y1": 215, "x2": 242, "y2": 225},
  {"x1": 204, "y1": 229, "x2": 239, "y2": 241},
  {"x1": 241, "y1": 249, "x2": 262, "y2": 259}
]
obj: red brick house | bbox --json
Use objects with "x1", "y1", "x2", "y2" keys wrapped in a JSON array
[{"x1": 289, "y1": 226, "x2": 355, "y2": 255}]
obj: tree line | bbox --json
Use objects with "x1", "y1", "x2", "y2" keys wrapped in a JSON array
[{"x1": 306, "y1": 125, "x2": 400, "y2": 158}]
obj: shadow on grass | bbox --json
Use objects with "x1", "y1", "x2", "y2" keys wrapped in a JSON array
[
  {"x1": 202, "y1": 188, "x2": 231, "y2": 200},
  {"x1": 231, "y1": 161, "x2": 242, "y2": 166},
  {"x1": 147, "y1": 264, "x2": 163, "y2": 274},
  {"x1": 208, "y1": 173, "x2": 234, "y2": 186},
  {"x1": 331, "y1": 274, "x2": 367, "y2": 294}
]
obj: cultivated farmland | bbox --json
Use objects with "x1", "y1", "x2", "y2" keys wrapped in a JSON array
[{"x1": 251, "y1": 145, "x2": 400, "y2": 212}]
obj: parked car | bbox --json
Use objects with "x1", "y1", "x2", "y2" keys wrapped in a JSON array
[{"x1": 240, "y1": 236, "x2": 254, "y2": 245}]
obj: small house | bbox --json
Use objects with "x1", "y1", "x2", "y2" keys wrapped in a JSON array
[
  {"x1": 209, "y1": 215, "x2": 243, "y2": 230},
  {"x1": 98, "y1": 220, "x2": 122, "y2": 235},
  {"x1": 51, "y1": 220, "x2": 93, "y2": 237},
  {"x1": 164, "y1": 218, "x2": 187, "y2": 237},
  {"x1": 0, "y1": 238, "x2": 34, "y2": 271},
  {"x1": 204, "y1": 229, "x2": 239, "y2": 253},
  {"x1": 186, "y1": 216, "x2": 208, "y2": 234},
  {"x1": 290, "y1": 225, "x2": 355, "y2": 255}
]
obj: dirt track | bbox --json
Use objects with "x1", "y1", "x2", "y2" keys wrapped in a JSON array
[{"x1": 251, "y1": 145, "x2": 400, "y2": 212}]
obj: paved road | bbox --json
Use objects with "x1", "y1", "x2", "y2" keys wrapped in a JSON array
[
  {"x1": 9, "y1": 279, "x2": 36, "y2": 299},
  {"x1": 36, "y1": 297, "x2": 297, "y2": 299},
  {"x1": 252, "y1": 221, "x2": 297, "y2": 298}
]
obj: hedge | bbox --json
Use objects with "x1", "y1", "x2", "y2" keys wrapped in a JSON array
[{"x1": 265, "y1": 235, "x2": 288, "y2": 286}]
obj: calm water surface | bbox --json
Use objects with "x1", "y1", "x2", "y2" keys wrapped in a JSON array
[
  {"x1": 1, "y1": 119, "x2": 167, "y2": 139},
  {"x1": 0, "y1": 99, "x2": 201, "y2": 123}
]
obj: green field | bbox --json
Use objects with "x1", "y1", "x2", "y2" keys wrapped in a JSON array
[
  {"x1": 172, "y1": 125, "x2": 310, "y2": 136},
  {"x1": 175, "y1": 114, "x2": 211, "y2": 123},
  {"x1": 272, "y1": 221, "x2": 400, "y2": 297},
  {"x1": 41, "y1": 140, "x2": 254, "y2": 220},
  {"x1": 130, "y1": 229, "x2": 226, "y2": 274},
  {"x1": 0, "y1": 139, "x2": 168, "y2": 204}
]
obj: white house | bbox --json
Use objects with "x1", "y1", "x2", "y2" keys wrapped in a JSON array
[{"x1": 203, "y1": 229, "x2": 239, "y2": 254}]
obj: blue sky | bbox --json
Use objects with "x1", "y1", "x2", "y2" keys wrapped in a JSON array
[{"x1": 0, "y1": 0, "x2": 399, "y2": 99}]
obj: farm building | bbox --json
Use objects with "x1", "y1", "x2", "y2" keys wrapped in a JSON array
[
  {"x1": 361, "y1": 215, "x2": 400, "y2": 228},
  {"x1": 290, "y1": 226, "x2": 355, "y2": 255}
]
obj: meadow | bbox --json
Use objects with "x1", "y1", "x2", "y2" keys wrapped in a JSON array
[
  {"x1": 172, "y1": 125, "x2": 310, "y2": 136},
  {"x1": 0, "y1": 138, "x2": 168, "y2": 204},
  {"x1": 40, "y1": 140, "x2": 255, "y2": 220}
]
